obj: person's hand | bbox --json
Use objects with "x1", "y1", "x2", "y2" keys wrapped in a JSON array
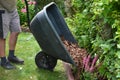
[
  {"x1": 68, "y1": 77, "x2": 74, "y2": 80},
  {"x1": 63, "y1": 62, "x2": 75, "y2": 80}
]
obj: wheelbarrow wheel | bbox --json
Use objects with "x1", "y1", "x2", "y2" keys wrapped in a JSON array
[{"x1": 35, "y1": 51, "x2": 57, "y2": 71}]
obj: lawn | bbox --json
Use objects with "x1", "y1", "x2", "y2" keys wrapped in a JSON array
[{"x1": 0, "y1": 32, "x2": 67, "y2": 80}]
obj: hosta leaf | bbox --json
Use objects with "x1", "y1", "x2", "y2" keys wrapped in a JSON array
[
  {"x1": 117, "y1": 44, "x2": 120, "y2": 49},
  {"x1": 116, "y1": 51, "x2": 120, "y2": 58},
  {"x1": 117, "y1": 72, "x2": 120, "y2": 78}
]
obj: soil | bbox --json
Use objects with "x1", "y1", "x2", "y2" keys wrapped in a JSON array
[{"x1": 62, "y1": 39, "x2": 88, "y2": 80}]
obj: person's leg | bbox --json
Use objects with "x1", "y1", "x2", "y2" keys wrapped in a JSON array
[
  {"x1": 8, "y1": 9, "x2": 24, "y2": 64},
  {"x1": 0, "y1": 38, "x2": 6, "y2": 57},
  {"x1": 0, "y1": 9, "x2": 15, "y2": 69},
  {"x1": 9, "y1": 32, "x2": 19, "y2": 51},
  {"x1": 0, "y1": 38, "x2": 15, "y2": 69},
  {"x1": 8, "y1": 32, "x2": 18, "y2": 57},
  {"x1": 63, "y1": 62, "x2": 74, "y2": 80},
  {"x1": 8, "y1": 32, "x2": 24, "y2": 64}
]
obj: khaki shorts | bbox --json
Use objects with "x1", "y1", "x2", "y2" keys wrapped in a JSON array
[{"x1": 0, "y1": 9, "x2": 21, "y2": 39}]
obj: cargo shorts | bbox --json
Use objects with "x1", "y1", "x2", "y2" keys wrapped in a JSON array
[{"x1": 0, "y1": 9, "x2": 21, "y2": 39}]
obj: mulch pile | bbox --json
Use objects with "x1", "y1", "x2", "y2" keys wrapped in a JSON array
[{"x1": 62, "y1": 39, "x2": 88, "y2": 80}]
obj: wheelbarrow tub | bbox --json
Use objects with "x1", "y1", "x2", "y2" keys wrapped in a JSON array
[{"x1": 30, "y1": 2, "x2": 76, "y2": 66}]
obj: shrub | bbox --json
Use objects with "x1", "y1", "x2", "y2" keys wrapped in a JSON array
[
  {"x1": 66, "y1": 0, "x2": 120, "y2": 79},
  {"x1": 17, "y1": 0, "x2": 36, "y2": 27}
]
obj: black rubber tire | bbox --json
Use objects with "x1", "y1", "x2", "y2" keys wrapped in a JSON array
[{"x1": 35, "y1": 51, "x2": 57, "y2": 71}]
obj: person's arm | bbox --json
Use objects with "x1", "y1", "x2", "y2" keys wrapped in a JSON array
[{"x1": 63, "y1": 62, "x2": 74, "y2": 80}]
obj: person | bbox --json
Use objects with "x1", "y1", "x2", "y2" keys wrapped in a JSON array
[
  {"x1": 0, "y1": 0, "x2": 24, "y2": 69},
  {"x1": 63, "y1": 62, "x2": 75, "y2": 80}
]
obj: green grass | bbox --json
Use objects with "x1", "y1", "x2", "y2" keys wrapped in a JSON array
[{"x1": 0, "y1": 32, "x2": 67, "y2": 80}]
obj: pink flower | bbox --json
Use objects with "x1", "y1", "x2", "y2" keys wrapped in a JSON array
[
  {"x1": 83, "y1": 56, "x2": 87, "y2": 65},
  {"x1": 28, "y1": 1, "x2": 36, "y2": 5},
  {"x1": 22, "y1": 0, "x2": 24, "y2": 2},
  {"x1": 82, "y1": 54, "x2": 102, "y2": 73},
  {"x1": 89, "y1": 55, "x2": 100, "y2": 73},
  {"x1": 32, "y1": 1, "x2": 36, "y2": 5},
  {"x1": 21, "y1": 8, "x2": 27, "y2": 13},
  {"x1": 28, "y1": 1, "x2": 33, "y2": 5},
  {"x1": 85, "y1": 54, "x2": 91, "y2": 70},
  {"x1": 91, "y1": 55, "x2": 98, "y2": 67}
]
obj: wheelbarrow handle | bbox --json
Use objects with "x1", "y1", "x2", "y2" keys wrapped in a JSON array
[{"x1": 24, "y1": 0, "x2": 30, "y2": 28}]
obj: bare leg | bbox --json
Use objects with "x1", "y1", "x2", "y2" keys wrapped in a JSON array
[
  {"x1": 8, "y1": 32, "x2": 24, "y2": 64},
  {"x1": 63, "y1": 62, "x2": 74, "y2": 80},
  {"x1": 0, "y1": 38, "x2": 15, "y2": 69},
  {"x1": 0, "y1": 38, "x2": 6, "y2": 57},
  {"x1": 9, "y1": 32, "x2": 19, "y2": 50}
]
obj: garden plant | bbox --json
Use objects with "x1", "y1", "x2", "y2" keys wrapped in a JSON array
[{"x1": 12, "y1": 0, "x2": 120, "y2": 80}]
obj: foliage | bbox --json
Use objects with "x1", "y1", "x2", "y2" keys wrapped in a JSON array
[
  {"x1": 17, "y1": 0, "x2": 36, "y2": 26},
  {"x1": 66, "y1": 0, "x2": 120, "y2": 79},
  {"x1": 16, "y1": 0, "x2": 120, "y2": 79},
  {"x1": 17, "y1": 0, "x2": 66, "y2": 26},
  {"x1": 33, "y1": 0, "x2": 64, "y2": 14}
]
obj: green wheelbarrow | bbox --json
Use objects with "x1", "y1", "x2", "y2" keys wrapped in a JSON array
[{"x1": 30, "y1": 2, "x2": 76, "y2": 71}]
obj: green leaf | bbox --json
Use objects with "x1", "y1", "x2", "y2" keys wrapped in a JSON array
[
  {"x1": 116, "y1": 51, "x2": 120, "y2": 58},
  {"x1": 100, "y1": 44, "x2": 111, "y2": 53},
  {"x1": 102, "y1": 0, "x2": 109, "y2": 5},
  {"x1": 117, "y1": 44, "x2": 120, "y2": 49},
  {"x1": 117, "y1": 72, "x2": 120, "y2": 78}
]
